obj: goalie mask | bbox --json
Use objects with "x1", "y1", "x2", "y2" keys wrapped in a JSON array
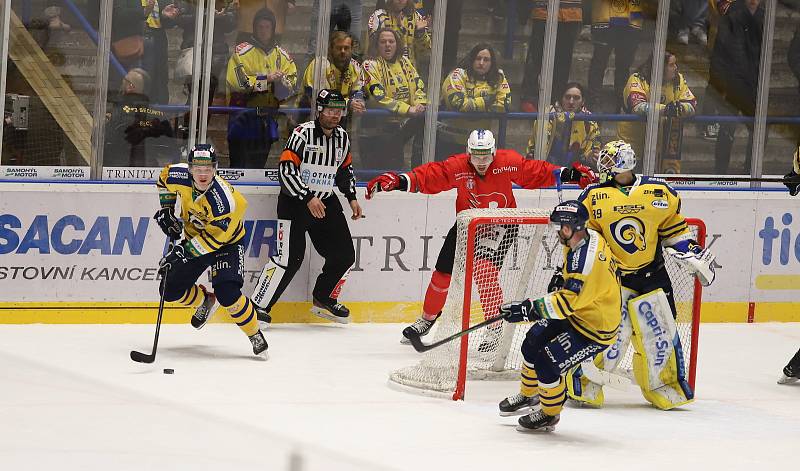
[
  {"x1": 467, "y1": 129, "x2": 496, "y2": 175},
  {"x1": 597, "y1": 140, "x2": 636, "y2": 183},
  {"x1": 550, "y1": 200, "x2": 589, "y2": 246}
]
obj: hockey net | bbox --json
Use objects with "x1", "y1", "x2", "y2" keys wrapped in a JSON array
[{"x1": 388, "y1": 208, "x2": 704, "y2": 400}]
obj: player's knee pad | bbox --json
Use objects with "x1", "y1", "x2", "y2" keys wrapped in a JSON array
[
  {"x1": 252, "y1": 257, "x2": 288, "y2": 308},
  {"x1": 520, "y1": 319, "x2": 550, "y2": 364},
  {"x1": 214, "y1": 281, "x2": 242, "y2": 307},
  {"x1": 628, "y1": 288, "x2": 694, "y2": 410},
  {"x1": 423, "y1": 270, "x2": 452, "y2": 316}
]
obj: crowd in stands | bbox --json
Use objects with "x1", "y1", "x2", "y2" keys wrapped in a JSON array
[{"x1": 9, "y1": 0, "x2": 795, "y2": 175}]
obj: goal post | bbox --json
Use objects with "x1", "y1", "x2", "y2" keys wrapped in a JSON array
[{"x1": 388, "y1": 208, "x2": 705, "y2": 401}]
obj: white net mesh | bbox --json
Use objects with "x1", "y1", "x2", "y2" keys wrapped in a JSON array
[{"x1": 388, "y1": 208, "x2": 702, "y2": 400}]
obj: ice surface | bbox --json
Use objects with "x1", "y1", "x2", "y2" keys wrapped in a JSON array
[{"x1": 0, "y1": 322, "x2": 798, "y2": 470}]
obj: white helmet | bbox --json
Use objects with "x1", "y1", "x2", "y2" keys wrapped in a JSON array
[
  {"x1": 597, "y1": 140, "x2": 636, "y2": 182},
  {"x1": 467, "y1": 129, "x2": 496, "y2": 157}
]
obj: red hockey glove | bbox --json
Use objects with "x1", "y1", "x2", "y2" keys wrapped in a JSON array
[
  {"x1": 573, "y1": 162, "x2": 598, "y2": 189},
  {"x1": 366, "y1": 172, "x2": 401, "y2": 199}
]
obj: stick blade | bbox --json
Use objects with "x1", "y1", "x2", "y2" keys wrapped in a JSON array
[
  {"x1": 130, "y1": 350, "x2": 155, "y2": 363},
  {"x1": 406, "y1": 332, "x2": 433, "y2": 353}
]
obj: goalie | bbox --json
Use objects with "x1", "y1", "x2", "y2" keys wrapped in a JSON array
[
  {"x1": 497, "y1": 201, "x2": 622, "y2": 433},
  {"x1": 566, "y1": 140, "x2": 716, "y2": 410},
  {"x1": 366, "y1": 129, "x2": 596, "y2": 345}
]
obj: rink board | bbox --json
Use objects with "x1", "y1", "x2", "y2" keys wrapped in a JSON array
[{"x1": 0, "y1": 183, "x2": 798, "y2": 323}]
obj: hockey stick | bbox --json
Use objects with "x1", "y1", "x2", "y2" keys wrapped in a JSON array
[
  {"x1": 130, "y1": 239, "x2": 176, "y2": 363},
  {"x1": 407, "y1": 311, "x2": 511, "y2": 353},
  {"x1": 553, "y1": 169, "x2": 563, "y2": 203}
]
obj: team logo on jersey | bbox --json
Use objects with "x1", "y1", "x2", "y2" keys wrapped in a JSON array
[
  {"x1": 467, "y1": 191, "x2": 508, "y2": 209},
  {"x1": 590, "y1": 192, "x2": 609, "y2": 205},
  {"x1": 465, "y1": 177, "x2": 475, "y2": 190},
  {"x1": 652, "y1": 200, "x2": 669, "y2": 209},
  {"x1": 188, "y1": 211, "x2": 207, "y2": 231},
  {"x1": 609, "y1": 217, "x2": 647, "y2": 254},
  {"x1": 613, "y1": 204, "x2": 645, "y2": 215}
]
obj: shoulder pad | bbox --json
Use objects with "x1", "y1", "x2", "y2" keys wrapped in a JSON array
[
  {"x1": 235, "y1": 42, "x2": 254, "y2": 56},
  {"x1": 166, "y1": 164, "x2": 191, "y2": 185},
  {"x1": 577, "y1": 184, "x2": 599, "y2": 202},
  {"x1": 640, "y1": 176, "x2": 678, "y2": 197},
  {"x1": 566, "y1": 244, "x2": 590, "y2": 274},
  {"x1": 205, "y1": 179, "x2": 235, "y2": 217}
]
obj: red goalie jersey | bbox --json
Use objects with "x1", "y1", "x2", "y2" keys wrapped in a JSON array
[{"x1": 402, "y1": 149, "x2": 561, "y2": 213}]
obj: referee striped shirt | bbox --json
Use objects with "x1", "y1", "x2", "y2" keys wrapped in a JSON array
[{"x1": 279, "y1": 120, "x2": 357, "y2": 203}]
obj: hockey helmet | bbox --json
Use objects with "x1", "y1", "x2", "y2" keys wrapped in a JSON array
[
  {"x1": 316, "y1": 89, "x2": 348, "y2": 116},
  {"x1": 188, "y1": 143, "x2": 217, "y2": 167},
  {"x1": 550, "y1": 200, "x2": 589, "y2": 233},
  {"x1": 467, "y1": 129, "x2": 496, "y2": 172},
  {"x1": 597, "y1": 140, "x2": 636, "y2": 182}
]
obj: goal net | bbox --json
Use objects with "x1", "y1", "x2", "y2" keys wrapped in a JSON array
[{"x1": 388, "y1": 208, "x2": 704, "y2": 400}]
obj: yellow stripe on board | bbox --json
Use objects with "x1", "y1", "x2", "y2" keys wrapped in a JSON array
[
  {"x1": 0, "y1": 301, "x2": 799, "y2": 324},
  {"x1": 754, "y1": 275, "x2": 800, "y2": 290}
]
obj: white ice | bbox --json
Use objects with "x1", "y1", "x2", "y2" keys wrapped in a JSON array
[{"x1": 1, "y1": 322, "x2": 798, "y2": 471}]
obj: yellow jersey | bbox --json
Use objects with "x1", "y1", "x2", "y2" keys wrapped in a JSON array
[
  {"x1": 367, "y1": 8, "x2": 432, "y2": 68},
  {"x1": 363, "y1": 56, "x2": 427, "y2": 116},
  {"x1": 591, "y1": 0, "x2": 644, "y2": 30},
  {"x1": 226, "y1": 40, "x2": 298, "y2": 108},
  {"x1": 527, "y1": 104, "x2": 601, "y2": 167},
  {"x1": 439, "y1": 67, "x2": 511, "y2": 143},
  {"x1": 301, "y1": 57, "x2": 365, "y2": 101},
  {"x1": 157, "y1": 164, "x2": 248, "y2": 257},
  {"x1": 578, "y1": 176, "x2": 693, "y2": 273},
  {"x1": 537, "y1": 229, "x2": 622, "y2": 346}
]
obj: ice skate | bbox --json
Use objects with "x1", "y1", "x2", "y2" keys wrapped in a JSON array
[
  {"x1": 499, "y1": 393, "x2": 540, "y2": 417},
  {"x1": 248, "y1": 330, "x2": 269, "y2": 359},
  {"x1": 311, "y1": 297, "x2": 350, "y2": 324},
  {"x1": 778, "y1": 363, "x2": 799, "y2": 385},
  {"x1": 516, "y1": 409, "x2": 560, "y2": 433},
  {"x1": 190, "y1": 285, "x2": 216, "y2": 329},
  {"x1": 401, "y1": 313, "x2": 439, "y2": 344}
]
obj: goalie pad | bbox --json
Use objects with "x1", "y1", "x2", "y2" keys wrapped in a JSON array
[
  {"x1": 628, "y1": 289, "x2": 694, "y2": 410},
  {"x1": 665, "y1": 246, "x2": 716, "y2": 286},
  {"x1": 252, "y1": 219, "x2": 291, "y2": 308}
]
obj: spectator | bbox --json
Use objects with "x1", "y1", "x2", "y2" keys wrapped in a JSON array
[
  {"x1": 700, "y1": 0, "x2": 736, "y2": 141},
  {"x1": 671, "y1": 0, "x2": 709, "y2": 45},
  {"x1": 238, "y1": 0, "x2": 294, "y2": 39},
  {"x1": 141, "y1": 0, "x2": 170, "y2": 104},
  {"x1": 308, "y1": 0, "x2": 363, "y2": 58},
  {"x1": 708, "y1": 0, "x2": 763, "y2": 174},
  {"x1": 368, "y1": 0, "x2": 431, "y2": 71},
  {"x1": 105, "y1": 0, "x2": 147, "y2": 89},
  {"x1": 527, "y1": 82, "x2": 600, "y2": 168},
  {"x1": 586, "y1": 0, "x2": 644, "y2": 113},
  {"x1": 225, "y1": 7, "x2": 297, "y2": 169},
  {"x1": 164, "y1": 0, "x2": 238, "y2": 104},
  {"x1": 617, "y1": 52, "x2": 697, "y2": 173},
  {"x1": 362, "y1": 27, "x2": 427, "y2": 170},
  {"x1": 438, "y1": 43, "x2": 511, "y2": 160},
  {"x1": 104, "y1": 68, "x2": 177, "y2": 167},
  {"x1": 301, "y1": 31, "x2": 366, "y2": 127},
  {"x1": 518, "y1": 1, "x2": 583, "y2": 113}
]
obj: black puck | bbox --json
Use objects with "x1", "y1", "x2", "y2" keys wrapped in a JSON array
[{"x1": 163, "y1": 368, "x2": 174, "y2": 374}]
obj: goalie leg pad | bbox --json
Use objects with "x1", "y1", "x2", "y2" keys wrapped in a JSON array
[
  {"x1": 565, "y1": 361, "x2": 605, "y2": 407},
  {"x1": 628, "y1": 288, "x2": 694, "y2": 410},
  {"x1": 252, "y1": 258, "x2": 288, "y2": 309}
]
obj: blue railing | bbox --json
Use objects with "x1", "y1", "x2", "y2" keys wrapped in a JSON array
[{"x1": 60, "y1": 0, "x2": 127, "y2": 77}]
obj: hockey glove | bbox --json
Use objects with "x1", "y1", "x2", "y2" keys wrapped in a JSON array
[
  {"x1": 500, "y1": 299, "x2": 542, "y2": 323},
  {"x1": 154, "y1": 207, "x2": 183, "y2": 240},
  {"x1": 783, "y1": 170, "x2": 800, "y2": 196},
  {"x1": 366, "y1": 172, "x2": 402, "y2": 199},
  {"x1": 547, "y1": 269, "x2": 565, "y2": 293},
  {"x1": 560, "y1": 162, "x2": 598, "y2": 188},
  {"x1": 665, "y1": 242, "x2": 716, "y2": 287},
  {"x1": 159, "y1": 243, "x2": 189, "y2": 274}
]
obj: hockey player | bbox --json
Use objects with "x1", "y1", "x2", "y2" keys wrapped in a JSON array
[
  {"x1": 497, "y1": 201, "x2": 622, "y2": 433},
  {"x1": 251, "y1": 89, "x2": 362, "y2": 324},
  {"x1": 154, "y1": 144, "x2": 268, "y2": 358},
  {"x1": 779, "y1": 147, "x2": 800, "y2": 384},
  {"x1": 365, "y1": 129, "x2": 597, "y2": 345},
  {"x1": 567, "y1": 140, "x2": 716, "y2": 410}
]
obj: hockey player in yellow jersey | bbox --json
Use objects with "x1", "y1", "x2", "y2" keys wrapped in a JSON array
[
  {"x1": 154, "y1": 144, "x2": 267, "y2": 358},
  {"x1": 497, "y1": 201, "x2": 622, "y2": 433},
  {"x1": 567, "y1": 140, "x2": 716, "y2": 410}
]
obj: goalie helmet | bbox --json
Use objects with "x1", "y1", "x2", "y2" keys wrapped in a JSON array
[
  {"x1": 597, "y1": 140, "x2": 636, "y2": 182},
  {"x1": 550, "y1": 200, "x2": 589, "y2": 232},
  {"x1": 467, "y1": 129, "x2": 496, "y2": 174},
  {"x1": 188, "y1": 143, "x2": 217, "y2": 166}
]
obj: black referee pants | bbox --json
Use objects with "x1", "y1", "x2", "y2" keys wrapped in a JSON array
[{"x1": 266, "y1": 193, "x2": 356, "y2": 310}]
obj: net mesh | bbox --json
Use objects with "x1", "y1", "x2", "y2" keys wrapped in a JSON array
[{"x1": 388, "y1": 208, "x2": 701, "y2": 399}]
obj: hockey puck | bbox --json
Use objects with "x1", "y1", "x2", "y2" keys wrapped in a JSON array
[{"x1": 163, "y1": 368, "x2": 174, "y2": 374}]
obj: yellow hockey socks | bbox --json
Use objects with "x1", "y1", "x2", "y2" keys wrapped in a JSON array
[
  {"x1": 225, "y1": 295, "x2": 259, "y2": 337},
  {"x1": 175, "y1": 284, "x2": 204, "y2": 309},
  {"x1": 539, "y1": 378, "x2": 567, "y2": 416},
  {"x1": 520, "y1": 361, "x2": 539, "y2": 397}
]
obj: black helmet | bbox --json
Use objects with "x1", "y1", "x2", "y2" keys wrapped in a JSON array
[
  {"x1": 316, "y1": 89, "x2": 347, "y2": 114},
  {"x1": 188, "y1": 143, "x2": 217, "y2": 165},
  {"x1": 550, "y1": 200, "x2": 589, "y2": 232}
]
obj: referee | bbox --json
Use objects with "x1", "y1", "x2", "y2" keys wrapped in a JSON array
[{"x1": 251, "y1": 89, "x2": 363, "y2": 324}]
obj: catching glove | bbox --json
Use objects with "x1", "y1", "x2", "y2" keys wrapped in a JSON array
[
  {"x1": 159, "y1": 243, "x2": 189, "y2": 274},
  {"x1": 154, "y1": 207, "x2": 183, "y2": 240},
  {"x1": 366, "y1": 172, "x2": 402, "y2": 199},
  {"x1": 499, "y1": 298, "x2": 542, "y2": 323}
]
